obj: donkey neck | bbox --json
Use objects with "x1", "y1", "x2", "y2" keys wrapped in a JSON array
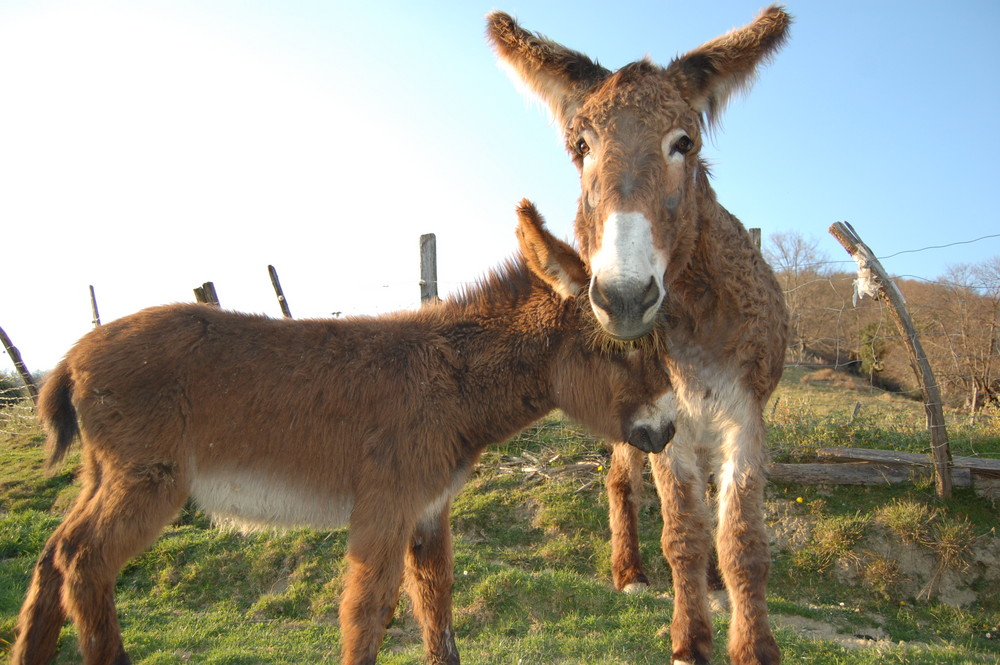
[
  {"x1": 660, "y1": 174, "x2": 788, "y2": 400},
  {"x1": 418, "y1": 259, "x2": 573, "y2": 451}
]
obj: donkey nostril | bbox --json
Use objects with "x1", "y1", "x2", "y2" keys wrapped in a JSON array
[
  {"x1": 627, "y1": 426, "x2": 655, "y2": 453},
  {"x1": 641, "y1": 277, "x2": 660, "y2": 310},
  {"x1": 590, "y1": 279, "x2": 613, "y2": 313}
]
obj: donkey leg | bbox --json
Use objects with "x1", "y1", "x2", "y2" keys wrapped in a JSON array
[
  {"x1": 9, "y1": 540, "x2": 67, "y2": 665},
  {"x1": 405, "y1": 501, "x2": 460, "y2": 665},
  {"x1": 340, "y1": 520, "x2": 410, "y2": 665},
  {"x1": 607, "y1": 442, "x2": 648, "y2": 592},
  {"x1": 717, "y1": 422, "x2": 779, "y2": 665},
  {"x1": 10, "y1": 461, "x2": 100, "y2": 665},
  {"x1": 650, "y1": 449, "x2": 713, "y2": 665},
  {"x1": 58, "y1": 463, "x2": 188, "y2": 665}
]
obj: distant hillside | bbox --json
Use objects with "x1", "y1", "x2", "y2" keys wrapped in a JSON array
[{"x1": 775, "y1": 265, "x2": 1000, "y2": 413}]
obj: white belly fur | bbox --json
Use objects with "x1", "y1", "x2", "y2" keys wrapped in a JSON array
[{"x1": 190, "y1": 468, "x2": 354, "y2": 532}]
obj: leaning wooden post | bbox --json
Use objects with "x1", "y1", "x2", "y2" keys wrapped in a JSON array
[
  {"x1": 89, "y1": 285, "x2": 102, "y2": 327},
  {"x1": 419, "y1": 233, "x2": 439, "y2": 305},
  {"x1": 268, "y1": 265, "x2": 292, "y2": 318},
  {"x1": 194, "y1": 282, "x2": 221, "y2": 307},
  {"x1": 829, "y1": 221, "x2": 952, "y2": 498},
  {"x1": 0, "y1": 325, "x2": 38, "y2": 406}
]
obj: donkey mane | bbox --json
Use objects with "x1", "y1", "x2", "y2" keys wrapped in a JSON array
[{"x1": 447, "y1": 257, "x2": 542, "y2": 312}]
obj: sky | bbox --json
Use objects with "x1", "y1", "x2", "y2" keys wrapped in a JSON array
[{"x1": 2, "y1": 0, "x2": 999, "y2": 372}]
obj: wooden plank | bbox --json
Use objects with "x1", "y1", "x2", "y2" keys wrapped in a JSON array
[
  {"x1": 419, "y1": 233, "x2": 438, "y2": 305},
  {"x1": 89, "y1": 285, "x2": 102, "y2": 327},
  {"x1": 194, "y1": 282, "x2": 220, "y2": 307},
  {"x1": 973, "y1": 476, "x2": 1000, "y2": 500},
  {"x1": 268, "y1": 265, "x2": 292, "y2": 318},
  {"x1": 817, "y1": 447, "x2": 930, "y2": 466},
  {"x1": 817, "y1": 447, "x2": 1000, "y2": 473},
  {"x1": 767, "y1": 462, "x2": 971, "y2": 488}
]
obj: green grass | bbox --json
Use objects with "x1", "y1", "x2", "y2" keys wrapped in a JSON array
[
  {"x1": 769, "y1": 366, "x2": 1000, "y2": 461},
  {"x1": 2, "y1": 368, "x2": 999, "y2": 664}
]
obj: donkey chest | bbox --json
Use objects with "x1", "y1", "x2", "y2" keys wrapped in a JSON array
[{"x1": 664, "y1": 350, "x2": 753, "y2": 451}]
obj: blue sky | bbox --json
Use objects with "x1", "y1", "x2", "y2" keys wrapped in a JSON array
[{"x1": 2, "y1": 0, "x2": 999, "y2": 371}]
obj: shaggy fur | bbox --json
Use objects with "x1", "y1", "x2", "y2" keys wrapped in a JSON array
[
  {"x1": 9, "y1": 202, "x2": 676, "y2": 665},
  {"x1": 488, "y1": 8, "x2": 791, "y2": 665}
]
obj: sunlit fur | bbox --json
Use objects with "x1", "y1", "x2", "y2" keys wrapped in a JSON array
[
  {"x1": 9, "y1": 201, "x2": 675, "y2": 665},
  {"x1": 489, "y1": 7, "x2": 791, "y2": 665},
  {"x1": 576, "y1": 294, "x2": 669, "y2": 358}
]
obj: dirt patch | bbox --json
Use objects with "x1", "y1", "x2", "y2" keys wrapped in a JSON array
[
  {"x1": 771, "y1": 614, "x2": 895, "y2": 651},
  {"x1": 798, "y1": 368, "x2": 862, "y2": 390},
  {"x1": 765, "y1": 499, "x2": 998, "y2": 608}
]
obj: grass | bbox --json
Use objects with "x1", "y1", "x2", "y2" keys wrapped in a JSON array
[
  {"x1": 1, "y1": 367, "x2": 999, "y2": 664},
  {"x1": 769, "y1": 366, "x2": 1000, "y2": 460}
]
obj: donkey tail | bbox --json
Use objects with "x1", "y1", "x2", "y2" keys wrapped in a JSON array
[{"x1": 37, "y1": 360, "x2": 80, "y2": 470}]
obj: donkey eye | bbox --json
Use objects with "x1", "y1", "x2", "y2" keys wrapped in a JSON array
[
  {"x1": 671, "y1": 135, "x2": 694, "y2": 156},
  {"x1": 575, "y1": 138, "x2": 590, "y2": 157}
]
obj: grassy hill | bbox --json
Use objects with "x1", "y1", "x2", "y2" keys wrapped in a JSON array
[{"x1": 1, "y1": 368, "x2": 998, "y2": 664}]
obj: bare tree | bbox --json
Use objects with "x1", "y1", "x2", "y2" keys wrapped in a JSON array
[
  {"x1": 922, "y1": 257, "x2": 1000, "y2": 411},
  {"x1": 764, "y1": 231, "x2": 835, "y2": 362}
]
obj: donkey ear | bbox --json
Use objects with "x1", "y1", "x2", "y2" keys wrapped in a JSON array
[
  {"x1": 515, "y1": 199, "x2": 589, "y2": 299},
  {"x1": 668, "y1": 4, "x2": 791, "y2": 127},
  {"x1": 486, "y1": 11, "x2": 610, "y2": 128}
]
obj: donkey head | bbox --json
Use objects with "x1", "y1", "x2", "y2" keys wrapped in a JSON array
[
  {"x1": 488, "y1": 6, "x2": 791, "y2": 340},
  {"x1": 515, "y1": 199, "x2": 676, "y2": 454}
]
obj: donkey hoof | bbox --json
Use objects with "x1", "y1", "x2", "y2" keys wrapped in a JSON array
[{"x1": 621, "y1": 581, "x2": 649, "y2": 594}]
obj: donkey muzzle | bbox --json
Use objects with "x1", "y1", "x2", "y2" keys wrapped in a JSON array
[
  {"x1": 626, "y1": 420, "x2": 675, "y2": 454},
  {"x1": 589, "y1": 275, "x2": 662, "y2": 341}
]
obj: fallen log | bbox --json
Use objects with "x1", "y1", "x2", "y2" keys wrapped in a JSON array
[
  {"x1": 768, "y1": 462, "x2": 971, "y2": 488},
  {"x1": 816, "y1": 446, "x2": 1000, "y2": 476}
]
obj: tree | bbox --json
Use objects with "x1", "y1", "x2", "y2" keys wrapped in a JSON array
[
  {"x1": 920, "y1": 257, "x2": 1000, "y2": 411},
  {"x1": 764, "y1": 231, "x2": 836, "y2": 362}
]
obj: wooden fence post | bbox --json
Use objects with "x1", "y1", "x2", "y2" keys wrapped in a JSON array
[
  {"x1": 194, "y1": 282, "x2": 221, "y2": 307},
  {"x1": 268, "y1": 265, "x2": 292, "y2": 318},
  {"x1": 0, "y1": 325, "x2": 38, "y2": 406},
  {"x1": 420, "y1": 233, "x2": 439, "y2": 305},
  {"x1": 749, "y1": 227, "x2": 761, "y2": 250},
  {"x1": 89, "y1": 285, "x2": 102, "y2": 327},
  {"x1": 829, "y1": 221, "x2": 953, "y2": 498}
]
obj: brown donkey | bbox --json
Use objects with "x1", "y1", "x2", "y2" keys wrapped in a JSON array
[
  {"x1": 488, "y1": 7, "x2": 791, "y2": 665},
  {"x1": 10, "y1": 201, "x2": 676, "y2": 665}
]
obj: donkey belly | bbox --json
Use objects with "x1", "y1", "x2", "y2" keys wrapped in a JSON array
[{"x1": 189, "y1": 467, "x2": 354, "y2": 531}]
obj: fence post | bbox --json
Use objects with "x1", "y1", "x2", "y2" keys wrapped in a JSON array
[
  {"x1": 420, "y1": 233, "x2": 439, "y2": 305},
  {"x1": 749, "y1": 227, "x2": 761, "y2": 250},
  {"x1": 0, "y1": 325, "x2": 38, "y2": 406},
  {"x1": 194, "y1": 282, "x2": 221, "y2": 307},
  {"x1": 829, "y1": 221, "x2": 952, "y2": 498},
  {"x1": 89, "y1": 285, "x2": 102, "y2": 327},
  {"x1": 268, "y1": 265, "x2": 292, "y2": 318}
]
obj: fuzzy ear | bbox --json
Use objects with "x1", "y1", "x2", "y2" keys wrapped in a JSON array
[
  {"x1": 668, "y1": 4, "x2": 791, "y2": 127},
  {"x1": 486, "y1": 11, "x2": 609, "y2": 128},
  {"x1": 515, "y1": 199, "x2": 589, "y2": 299}
]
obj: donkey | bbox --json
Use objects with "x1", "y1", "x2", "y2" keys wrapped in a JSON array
[
  {"x1": 488, "y1": 7, "x2": 791, "y2": 665},
  {"x1": 9, "y1": 200, "x2": 676, "y2": 665}
]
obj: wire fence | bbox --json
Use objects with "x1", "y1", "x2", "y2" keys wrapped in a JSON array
[{"x1": 3, "y1": 235, "x2": 999, "y2": 461}]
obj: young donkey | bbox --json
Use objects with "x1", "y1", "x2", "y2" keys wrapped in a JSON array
[
  {"x1": 10, "y1": 201, "x2": 676, "y2": 665},
  {"x1": 488, "y1": 7, "x2": 791, "y2": 665}
]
